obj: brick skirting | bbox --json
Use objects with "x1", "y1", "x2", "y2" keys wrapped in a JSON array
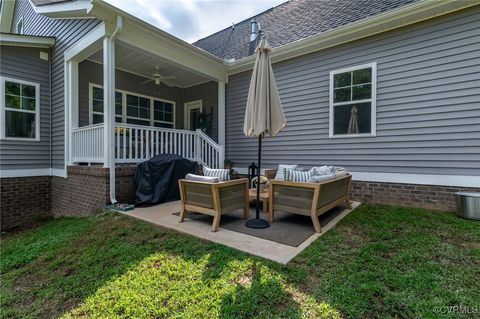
[
  {"x1": 350, "y1": 181, "x2": 480, "y2": 211},
  {"x1": 51, "y1": 166, "x2": 136, "y2": 217},
  {"x1": 2, "y1": 168, "x2": 478, "y2": 231},
  {"x1": 0, "y1": 176, "x2": 52, "y2": 231}
]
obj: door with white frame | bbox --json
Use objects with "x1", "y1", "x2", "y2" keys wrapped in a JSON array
[{"x1": 184, "y1": 100, "x2": 202, "y2": 131}]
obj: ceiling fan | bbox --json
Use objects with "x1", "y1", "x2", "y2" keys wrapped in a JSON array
[{"x1": 141, "y1": 66, "x2": 176, "y2": 87}]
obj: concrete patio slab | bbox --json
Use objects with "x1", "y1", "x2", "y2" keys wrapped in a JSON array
[{"x1": 121, "y1": 201, "x2": 360, "y2": 264}]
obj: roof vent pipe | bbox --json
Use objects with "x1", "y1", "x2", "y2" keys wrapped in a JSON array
[{"x1": 250, "y1": 19, "x2": 258, "y2": 42}]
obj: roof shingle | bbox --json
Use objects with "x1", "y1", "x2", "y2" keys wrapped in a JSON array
[{"x1": 193, "y1": 0, "x2": 419, "y2": 60}]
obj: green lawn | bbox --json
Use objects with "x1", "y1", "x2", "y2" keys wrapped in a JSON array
[{"x1": 1, "y1": 205, "x2": 479, "y2": 319}]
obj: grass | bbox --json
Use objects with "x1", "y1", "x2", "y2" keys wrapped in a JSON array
[{"x1": 1, "y1": 204, "x2": 479, "y2": 319}]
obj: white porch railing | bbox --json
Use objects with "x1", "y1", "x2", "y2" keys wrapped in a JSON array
[
  {"x1": 72, "y1": 124, "x2": 224, "y2": 169},
  {"x1": 71, "y1": 123, "x2": 104, "y2": 163}
]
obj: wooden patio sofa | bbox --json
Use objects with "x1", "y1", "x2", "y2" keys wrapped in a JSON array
[
  {"x1": 267, "y1": 171, "x2": 352, "y2": 233},
  {"x1": 178, "y1": 178, "x2": 249, "y2": 232}
]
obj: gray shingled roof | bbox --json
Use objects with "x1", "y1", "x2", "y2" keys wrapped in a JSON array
[
  {"x1": 193, "y1": 0, "x2": 419, "y2": 60},
  {"x1": 30, "y1": 0, "x2": 72, "y2": 7}
]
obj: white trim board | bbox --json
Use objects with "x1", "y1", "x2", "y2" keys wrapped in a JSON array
[
  {"x1": 51, "y1": 168, "x2": 67, "y2": 178},
  {"x1": 183, "y1": 99, "x2": 202, "y2": 130},
  {"x1": 0, "y1": 168, "x2": 67, "y2": 178},
  {"x1": 0, "y1": 0, "x2": 15, "y2": 33},
  {"x1": 1, "y1": 168, "x2": 50, "y2": 178},
  {"x1": 0, "y1": 76, "x2": 41, "y2": 141},
  {"x1": 350, "y1": 172, "x2": 480, "y2": 188},
  {"x1": 15, "y1": 17, "x2": 23, "y2": 34},
  {"x1": 0, "y1": 33, "x2": 55, "y2": 48},
  {"x1": 31, "y1": 0, "x2": 94, "y2": 19},
  {"x1": 329, "y1": 62, "x2": 377, "y2": 138},
  {"x1": 233, "y1": 167, "x2": 480, "y2": 188}
]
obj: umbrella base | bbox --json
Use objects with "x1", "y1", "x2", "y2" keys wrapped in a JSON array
[{"x1": 245, "y1": 218, "x2": 270, "y2": 229}]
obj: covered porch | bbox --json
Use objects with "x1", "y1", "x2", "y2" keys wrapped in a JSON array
[{"x1": 64, "y1": 17, "x2": 228, "y2": 170}]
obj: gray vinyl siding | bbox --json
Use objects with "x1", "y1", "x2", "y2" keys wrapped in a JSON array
[
  {"x1": 0, "y1": 46, "x2": 51, "y2": 170},
  {"x1": 183, "y1": 81, "x2": 218, "y2": 141},
  {"x1": 225, "y1": 7, "x2": 480, "y2": 176},
  {"x1": 11, "y1": 0, "x2": 101, "y2": 170},
  {"x1": 78, "y1": 60, "x2": 184, "y2": 127}
]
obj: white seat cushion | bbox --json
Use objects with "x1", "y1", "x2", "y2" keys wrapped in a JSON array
[
  {"x1": 307, "y1": 171, "x2": 349, "y2": 183},
  {"x1": 307, "y1": 173, "x2": 336, "y2": 183},
  {"x1": 185, "y1": 174, "x2": 220, "y2": 183},
  {"x1": 311, "y1": 165, "x2": 334, "y2": 175}
]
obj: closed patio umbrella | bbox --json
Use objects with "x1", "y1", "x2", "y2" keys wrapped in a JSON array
[{"x1": 244, "y1": 37, "x2": 286, "y2": 229}]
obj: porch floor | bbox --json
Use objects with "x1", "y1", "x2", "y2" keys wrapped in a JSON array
[{"x1": 121, "y1": 200, "x2": 360, "y2": 264}]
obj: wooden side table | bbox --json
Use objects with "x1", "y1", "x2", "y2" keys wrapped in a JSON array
[{"x1": 248, "y1": 188, "x2": 272, "y2": 222}]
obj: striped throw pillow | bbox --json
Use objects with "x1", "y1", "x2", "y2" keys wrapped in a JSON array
[
  {"x1": 274, "y1": 164, "x2": 298, "y2": 180},
  {"x1": 284, "y1": 168, "x2": 314, "y2": 183},
  {"x1": 203, "y1": 167, "x2": 230, "y2": 181}
]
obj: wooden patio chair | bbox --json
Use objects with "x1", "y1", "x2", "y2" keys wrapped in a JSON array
[
  {"x1": 268, "y1": 174, "x2": 352, "y2": 233},
  {"x1": 178, "y1": 178, "x2": 249, "y2": 232}
]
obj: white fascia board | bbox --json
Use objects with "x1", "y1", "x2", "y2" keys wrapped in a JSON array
[
  {"x1": 0, "y1": 33, "x2": 55, "y2": 48},
  {"x1": 233, "y1": 167, "x2": 480, "y2": 188},
  {"x1": 226, "y1": 0, "x2": 480, "y2": 75},
  {"x1": 64, "y1": 22, "x2": 105, "y2": 62},
  {"x1": 0, "y1": 0, "x2": 16, "y2": 33},
  {"x1": 31, "y1": 0, "x2": 94, "y2": 19}
]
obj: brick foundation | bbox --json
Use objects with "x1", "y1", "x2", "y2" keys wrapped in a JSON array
[
  {"x1": 115, "y1": 166, "x2": 137, "y2": 204},
  {"x1": 3, "y1": 167, "x2": 478, "y2": 231},
  {"x1": 51, "y1": 165, "x2": 136, "y2": 217},
  {"x1": 0, "y1": 176, "x2": 52, "y2": 231},
  {"x1": 350, "y1": 181, "x2": 480, "y2": 211}
]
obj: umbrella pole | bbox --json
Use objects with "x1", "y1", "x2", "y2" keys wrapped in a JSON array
[
  {"x1": 256, "y1": 134, "x2": 262, "y2": 219},
  {"x1": 246, "y1": 134, "x2": 270, "y2": 229}
]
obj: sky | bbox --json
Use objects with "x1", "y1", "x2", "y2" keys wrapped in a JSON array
[{"x1": 104, "y1": 0, "x2": 287, "y2": 43}]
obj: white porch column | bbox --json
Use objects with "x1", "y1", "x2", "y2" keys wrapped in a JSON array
[
  {"x1": 66, "y1": 60, "x2": 79, "y2": 165},
  {"x1": 217, "y1": 81, "x2": 226, "y2": 168},
  {"x1": 217, "y1": 81, "x2": 226, "y2": 146},
  {"x1": 103, "y1": 36, "x2": 115, "y2": 169}
]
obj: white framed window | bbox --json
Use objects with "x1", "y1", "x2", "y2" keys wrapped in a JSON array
[
  {"x1": 329, "y1": 62, "x2": 376, "y2": 138},
  {"x1": 88, "y1": 83, "x2": 175, "y2": 128},
  {"x1": 90, "y1": 85, "x2": 123, "y2": 124},
  {"x1": 16, "y1": 17, "x2": 24, "y2": 34},
  {"x1": 0, "y1": 77, "x2": 40, "y2": 141}
]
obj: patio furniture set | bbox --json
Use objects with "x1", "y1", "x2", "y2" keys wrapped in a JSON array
[{"x1": 178, "y1": 165, "x2": 352, "y2": 232}]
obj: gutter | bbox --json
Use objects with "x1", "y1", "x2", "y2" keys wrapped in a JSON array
[
  {"x1": 31, "y1": 0, "x2": 94, "y2": 19},
  {"x1": 108, "y1": 15, "x2": 122, "y2": 205},
  {"x1": 49, "y1": 46, "x2": 52, "y2": 173},
  {"x1": 0, "y1": 33, "x2": 56, "y2": 47}
]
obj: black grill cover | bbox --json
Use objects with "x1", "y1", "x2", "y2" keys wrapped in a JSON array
[{"x1": 134, "y1": 154, "x2": 198, "y2": 206}]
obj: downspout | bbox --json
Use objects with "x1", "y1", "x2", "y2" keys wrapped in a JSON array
[
  {"x1": 49, "y1": 46, "x2": 52, "y2": 173},
  {"x1": 108, "y1": 15, "x2": 122, "y2": 204}
]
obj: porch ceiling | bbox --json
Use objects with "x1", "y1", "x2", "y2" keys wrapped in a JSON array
[{"x1": 87, "y1": 40, "x2": 211, "y2": 88}]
